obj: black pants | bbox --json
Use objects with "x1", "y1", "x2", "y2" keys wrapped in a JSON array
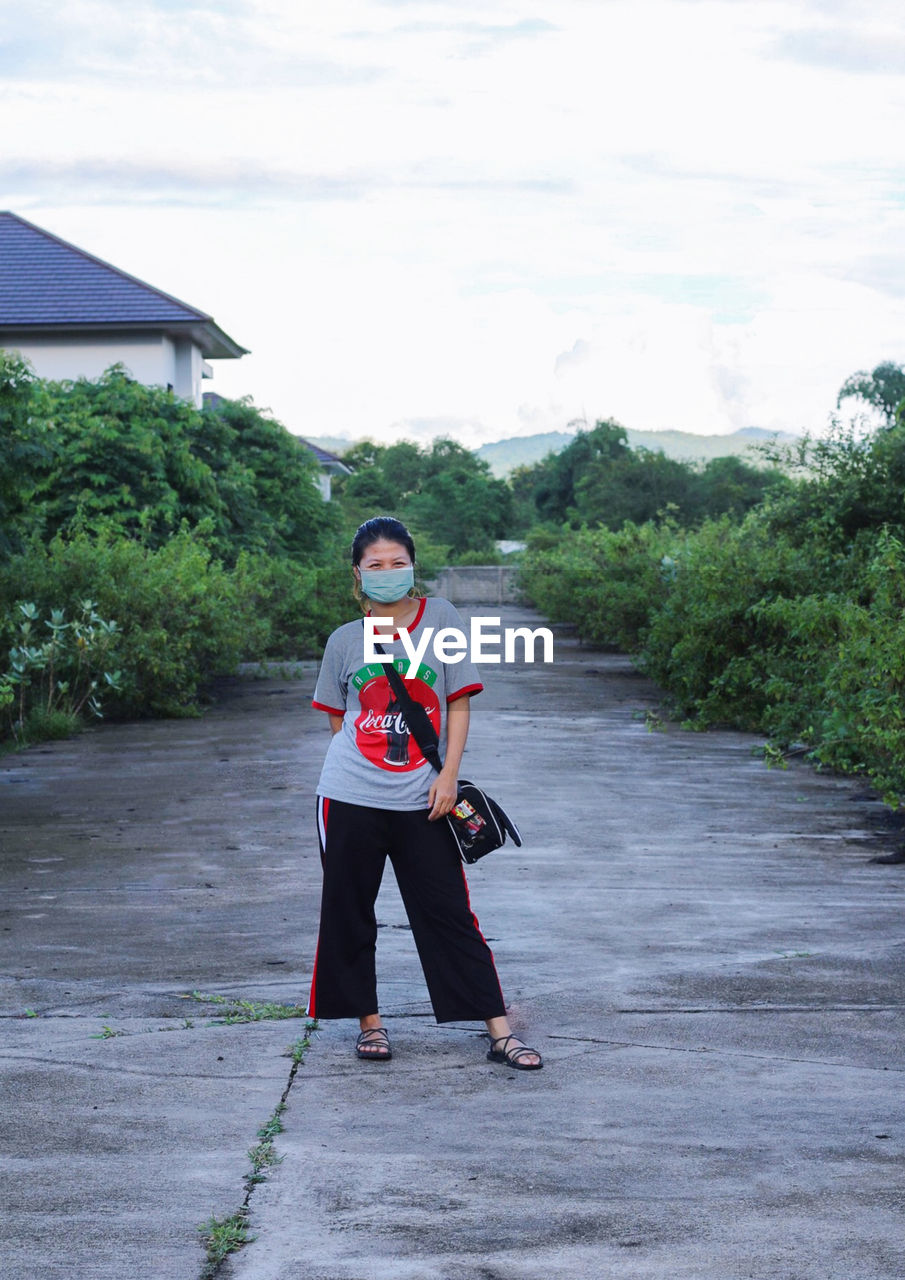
[{"x1": 307, "y1": 796, "x2": 507, "y2": 1023}]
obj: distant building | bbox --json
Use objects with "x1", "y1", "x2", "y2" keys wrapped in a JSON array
[
  {"x1": 0, "y1": 211, "x2": 246, "y2": 407},
  {"x1": 301, "y1": 439, "x2": 353, "y2": 501},
  {"x1": 202, "y1": 392, "x2": 352, "y2": 501}
]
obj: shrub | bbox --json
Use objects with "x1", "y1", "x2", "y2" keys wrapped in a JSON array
[
  {"x1": 231, "y1": 553, "x2": 351, "y2": 660},
  {"x1": 0, "y1": 528, "x2": 256, "y2": 718},
  {"x1": 519, "y1": 521, "x2": 678, "y2": 652},
  {"x1": 0, "y1": 599, "x2": 121, "y2": 744},
  {"x1": 639, "y1": 515, "x2": 822, "y2": 726},
  {"x1": 812, "y1": 531, "x2": 905, "y2": 803}
]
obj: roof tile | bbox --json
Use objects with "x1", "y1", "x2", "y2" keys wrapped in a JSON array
[{"x1": 0, "y1": 211, "x2": 208, "y2": 326}]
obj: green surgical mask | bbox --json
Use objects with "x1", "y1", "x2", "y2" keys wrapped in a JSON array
[{"x1": 358, "y1": 566, "x2": 415, "y2": 603}]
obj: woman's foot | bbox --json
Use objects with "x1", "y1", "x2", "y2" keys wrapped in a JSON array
[
  {"x1": 484, "y1": 1015, "x2": 543, "y2": 1069},
  {"x1": 356, "y1": 1016, "x2": 392, "y2": 1061},
  {"x1": 486, "y1": 1032, "x2": 543, "y2": 1070}
]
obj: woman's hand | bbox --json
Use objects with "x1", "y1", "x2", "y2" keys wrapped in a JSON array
[{"x1": 427, "y1": 767, "x2": 459, "y2": 821}]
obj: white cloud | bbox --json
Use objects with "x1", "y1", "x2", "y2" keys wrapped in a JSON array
[
  {"x1": 4, "y1": 0, "x2": 905, "y2": 444},
  {"x1": 554, "y1": 339, "x2": 590, "y2": 377}
]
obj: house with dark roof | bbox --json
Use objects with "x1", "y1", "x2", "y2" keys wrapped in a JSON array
[
  {"x1": 0, "y1": 212, "x2": 246, "y2": 407},
  {"x1": 294, "y1": 438, "x2": 352, "y2": 501}
]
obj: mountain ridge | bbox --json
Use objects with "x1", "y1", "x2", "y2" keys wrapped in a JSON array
[{"x1": 303, "y1": 425, "x2": 801, "y2": 476}]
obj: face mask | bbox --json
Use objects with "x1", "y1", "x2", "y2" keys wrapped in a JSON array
[{"x1": 358, "y1": 566, "x2": 415, "y2": 603}]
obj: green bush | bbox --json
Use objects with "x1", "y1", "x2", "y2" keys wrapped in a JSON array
[
  {"x1": 231, "y1": 553, "x2": 351, "y2": 660},
  {"x1": 521, "y1": 511, "x2": 905, "y2": 804},
  {"x1": 638, "y1": 515, "x2": 822, "y2": 726},
  {"x1": 811, "y1": 532, "x2": 905, "y2": 803},
  {"x1": 0, "y1": 527, "x2": 360, "y2": 737},
  {"x1": 519, "y1": 521, "x2": 677, "y2": 652},
  {"x1": 448, "y1": 546, "x2": 504, "y2": 565},
  {"x1": 0, "y1": 359, "x2": 338, "y2": 566},
  {"x1": 0, "y1": 598, "x2": 121, "y2": 745},
  {"x1": 0, "y1": 528, "x2": 256, "y2": 718}
]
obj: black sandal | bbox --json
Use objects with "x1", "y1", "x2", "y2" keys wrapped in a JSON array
[
  {"x1": 356, "y1": 1027, "x2": 392, "y2": 1061},
  {"x1": 487, "y1": 1033, "x2": 543, "y2": 1070}
]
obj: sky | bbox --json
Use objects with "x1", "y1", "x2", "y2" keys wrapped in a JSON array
[{"x1": 4, "y1": 0, "x2": 905, "y2": 446}]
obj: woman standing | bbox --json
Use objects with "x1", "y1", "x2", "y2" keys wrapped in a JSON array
[{"x1": 307, "y1": 515, "x2": 542, "y2": 1070}]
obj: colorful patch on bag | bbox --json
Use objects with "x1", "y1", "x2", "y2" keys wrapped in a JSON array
[{"x1": 452, "y1": 797, "x2": 486, "y2": 836}]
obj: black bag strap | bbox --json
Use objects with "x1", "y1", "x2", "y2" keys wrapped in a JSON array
[{"x1": 364, "y1": 619, "x2": 444, "y2": 774}]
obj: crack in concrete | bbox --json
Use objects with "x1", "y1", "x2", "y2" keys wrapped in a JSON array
[
  {"x1": 615, "y1": 1003, "x2": 905, "y2": 1013},
  {"x1": 198, "y1": 1022, "x2": 318, "y2": 1278},
  {"x1": 0, "y1": 1053, "x2": 286, "y2": 1080},
  {"x1": 549, "y1": 1034, "x2": 905, "y2": 1072}
]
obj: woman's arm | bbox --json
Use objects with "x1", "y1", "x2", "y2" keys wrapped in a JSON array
[
  {"x1": 328, "y1": 713, "x2": 343, "y2": 735},
  {"x1": 427, "y1": 695, "x2": 470, "y2": 820}
]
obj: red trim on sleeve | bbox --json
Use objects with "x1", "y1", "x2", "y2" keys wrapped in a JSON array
[
  {"x1": 365, "y1": 596, "x2": 427, "y2": 639},
  {"x1": 312, "y1": 700, "x2": 345, "y2": 716},
  {"x1": 447, "y1": 683, "x2": 483, "y2": 703}
]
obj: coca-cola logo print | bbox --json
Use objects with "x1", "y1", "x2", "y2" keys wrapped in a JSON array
[{"x1": 353, "y1": 664, "x2": 440, "y2": 771}]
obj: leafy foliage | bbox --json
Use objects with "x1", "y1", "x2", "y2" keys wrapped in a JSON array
[
  {"x1": 0, "y1": 352, "x2": 53, "y2": 556},
  {"x1": 520, "y1": 521, "x2": 677, "y2": 652},
  {"x1": 0, "y1": 360, "x2": 356, "y2": 742},
  {"x1": 1, "y1": 360, "x2": 338, "y2": 564},
  {"x1": 836, "y1": 360, "x2": 905, "y2": 426},
  {"x1": 1, "y1": 599, "x2": 121, "y2": 744},
  {"x1": 519, "y1": 411, "x2": 905, "y2": 807},
  {"x1": 198, "y1": 395, "x2": 336, "y2": 561},
  {"x1": 334, "y1": 436, "x2": 512, "y2": 556},
  {"x1": 515, "y1": 418, "x2": 785, "y2": 531},
  {"x1": 0, "y1": 528, "x2": 257, "y2": 717}
]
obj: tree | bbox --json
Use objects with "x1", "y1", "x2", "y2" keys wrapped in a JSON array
[
  {"x1": 0, "y1": 363, "x2": 334, "y2": 564},
  {"x1": 28, "y1": 365, "x2": 223, "y2": 547},
  {"x1": 202, "y1": 395, "x2": 337, "y2": 560},
  {"x1": 516, "y1": 418, "x2": 784, "y2": 531},
  {"x1": 758, "y1": 416, "x2": 905, "y2": 554},
  {"x1": 0, "y1": 351, "x2": 51, "y2": 556},
  {"x1": 574, "y1": 446, "x2": 694, "y2": 528},
  {"x1": 694, "y1": 455, "x2": 785, "y2": 521},
  {"x1": 529, "y1": 419, "x2": 631, "y2": 524},
  {"x1": 837, "y1": 361, "x2": 905, "y2": 426},
  {"x1": 334, "y1": 435, "x2": 512, "y2": 556}
]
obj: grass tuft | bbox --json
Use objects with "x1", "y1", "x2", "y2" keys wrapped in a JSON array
[
  {"x1": 198, "y1": 1209, "x2": 254, "y2": 1278},
  {"x1": 187, "y1": 991, "x2": 308, "y2": 1024}
]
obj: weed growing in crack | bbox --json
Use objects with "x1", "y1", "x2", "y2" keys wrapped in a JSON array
[
  {"x1": 186, "y1": 991, "x2": 308, "y2": 1024},
  {"x1": 255, "y1": 1105, "x2": 286, "y2": 1144},
  {"x1": 245, "y1": 1137, "x2": 284, "y2": 1188},
  {"x1": 198, "y1": 1209, "x2": 253, "y2": 1278},
  {"x1": 91, "y1": 1024, "x2": 127, "y2": 1039},
  {"x1": 286, "y1": 1027, "x2": 316, "y2": 1065},
  {"x1": 244, "y1": 1101, "x2": 287, "y2": 1189}
]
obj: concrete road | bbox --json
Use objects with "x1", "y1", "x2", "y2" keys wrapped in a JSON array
[{"x1": 1, "y1": 606, "x2": 902, "y2": 1280}]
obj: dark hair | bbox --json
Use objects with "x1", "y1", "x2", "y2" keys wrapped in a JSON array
[{"x1": 351, "y1": 516, "x2": 416, "y2": 566}]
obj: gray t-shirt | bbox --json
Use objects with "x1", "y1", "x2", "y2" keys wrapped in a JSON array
[{"x1": 311, "y1": 596, "x2": 483, "y2": 811}]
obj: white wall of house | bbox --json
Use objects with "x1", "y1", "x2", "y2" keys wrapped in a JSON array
[
  {"x1": 172, "y1": 337, "x2": 210, "y2": 407},
  {"x1": 1, "y1": 332, "x2": 210, "y2": 407}
]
